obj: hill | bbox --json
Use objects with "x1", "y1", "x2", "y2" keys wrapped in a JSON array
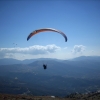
[
  {"x1": 0, "y1": 56, "x2": 100, "y2": 97},
  {"x1": 0, "y1": 91, "x2": 100, "y2": 100}
]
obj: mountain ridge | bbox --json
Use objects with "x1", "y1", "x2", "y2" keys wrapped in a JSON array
[
  {"x1": 0, "y1": 56, "x2": 100, "y2": 96},
  {"x1": 0, "y1": 56, "x2": 100, "y2": 65}
]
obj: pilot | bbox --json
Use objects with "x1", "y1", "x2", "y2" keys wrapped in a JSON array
[{"x1": 43, "y1": 64, "x2": 47, "y2": 69}]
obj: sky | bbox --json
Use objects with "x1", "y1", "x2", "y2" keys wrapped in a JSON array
[{"x1": 0, "y1": 0, "x2": 100, "y2": 60}]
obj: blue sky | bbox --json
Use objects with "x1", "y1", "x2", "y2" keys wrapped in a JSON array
[{"x1": 0, "y1": 0, "x2": 100, "y2": 60}]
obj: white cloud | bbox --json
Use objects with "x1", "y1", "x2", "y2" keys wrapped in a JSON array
[
  {"x1": 0, "y1": 44, "x2": 99, "y2": 60},
  {"x1": 0, "y1": 44, "x2": 60, "y2": 59},
  {"x1": 72, "y1": 45, "x2": 86, "y2": 54},
  {"x1": 91, "y1": 50, "x2": 94, "y2": 52}
]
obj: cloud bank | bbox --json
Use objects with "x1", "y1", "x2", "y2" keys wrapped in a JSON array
[
  {"x1": 72, "y1": 45, "x2": 86, "y2": 54},
  {"x1": 1, "y1": 44, "x2": 98, "y2": 60},
  {"x1": 0, "y1": 44, "x2": 60, "y2": 58}
]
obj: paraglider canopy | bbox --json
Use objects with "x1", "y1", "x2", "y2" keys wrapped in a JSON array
[{"x1": 27, "y1": 28, "x2": 67, "y2": 42}]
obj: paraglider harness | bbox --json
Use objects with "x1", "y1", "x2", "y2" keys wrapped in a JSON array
[{"x1": 43, "y1": 64, "x2": 47, "y2": 69}]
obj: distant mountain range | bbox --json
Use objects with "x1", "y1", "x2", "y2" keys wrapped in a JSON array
[
  {"x1": 0, "y1": 56, "x2": 100, "y2": 65},
  {"x1": 70, "y1": 56, "x2": 100, "y2": 61},
  {"x1": 0, "y1": 58, "x2": 60, "y2": 65},
  {"x1": 0, "y1": 56, "x2": 100, "y2": 96}
]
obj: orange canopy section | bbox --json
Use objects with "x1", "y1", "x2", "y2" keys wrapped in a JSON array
[{"x1": 27, "y1": 28, "x2": 67, "y2": 42}]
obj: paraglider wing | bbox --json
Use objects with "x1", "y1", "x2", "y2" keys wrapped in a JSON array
[{"x1": 27, "y1": 28, "x2": 67, "y2": 42}]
